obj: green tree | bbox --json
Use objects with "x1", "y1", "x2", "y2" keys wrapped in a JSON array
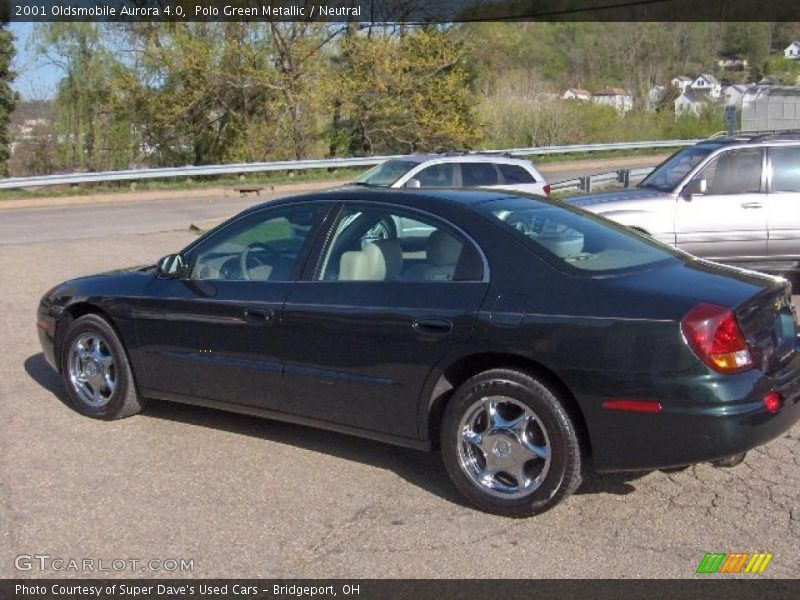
[
  {"x1": 333, "y1": 27, "x2": 481, "y2": 155},
  {"x1": 0, "y1": 23, "x2": 18, "y2": 175}
]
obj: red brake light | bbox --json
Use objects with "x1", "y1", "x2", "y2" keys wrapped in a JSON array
[
  {"x1": 764, "y1": 392, "x2": 782, "y2": 413},
  {"x1": 543, "y1": 184, "x2": 551, "y2": 197},
  {"x1": 681, "y1": 303, "x2": 753, "y2": 373}
]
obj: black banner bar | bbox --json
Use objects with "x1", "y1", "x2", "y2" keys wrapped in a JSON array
[
  {"x1": 4, "y1": 0, "x2": 800, "y2": 23},
  {"x1": 2, "y1": 580, "x2": 800, "y2": 600}
]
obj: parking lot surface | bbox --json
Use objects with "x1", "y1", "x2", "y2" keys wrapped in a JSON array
[{"x1": 1, "y1": 213, "x2": 798, "y2": 578}]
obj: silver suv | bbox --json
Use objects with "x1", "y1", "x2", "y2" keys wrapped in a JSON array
[
  {"x1": 353, "y1": 153, "x2": 550, "y2": 197},
  {"x1": 565, "y1": 133, "x2": 800, "y2": 276}
]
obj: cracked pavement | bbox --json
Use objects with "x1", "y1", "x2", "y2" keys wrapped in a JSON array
[{"x1": 1, "y1": 228, "x2": 798, "y2": 579}]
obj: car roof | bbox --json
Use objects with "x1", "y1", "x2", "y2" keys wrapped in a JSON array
[
  {"x1": 247, "y1": 187, "x2": 537, "y2": 214},
  {"x1": 383, "y1": 153, "x2": 533, "y2": 165}
]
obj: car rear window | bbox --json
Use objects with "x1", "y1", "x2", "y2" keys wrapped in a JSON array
[
  {"x1": 498, "y1": 164, "x2": 537, "y2": 184},
  {"x1": 475, "y1": 197, "x2": 680, "y2": 274}
]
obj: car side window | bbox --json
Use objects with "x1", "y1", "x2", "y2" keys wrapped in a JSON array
[
  {"x1": 696, "y1": 148, "x2": 763, "y2": 195},
  {"x1": 317, "y1": 207, "x2": 483, "y2": 282},
  {"x1": 770, "y1": 147, "x2": 800, "y2": 193},
  {"x1": 498, "y1": 164, "x2": 537, "y2": 184},
  {"x1": 414, "y1": 164, "x2": 455, "y2": 187},
  {"x1": 459, "y1": 163, "x2": 500, "y2": 186},
  {"x1": 190, "y1": 205, "x2": 322, "y2": 282}
]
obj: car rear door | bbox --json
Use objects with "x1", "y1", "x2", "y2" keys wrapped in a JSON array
[
  {"x1": 280, "y1": 203, "x2": 489, "y2": 439},
  {"x1": 675, "y1": 147, "x2": 767, "y2": 264},
  {"x1": 766, "y1": 146, "x2": 800, "y2": 266}
]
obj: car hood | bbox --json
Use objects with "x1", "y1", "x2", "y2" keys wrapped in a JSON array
[{"x1": 564, "y1": 188, "x2": 671, "y2": 209}]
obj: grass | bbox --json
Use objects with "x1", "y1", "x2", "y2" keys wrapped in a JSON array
[{"x1": 0, "y1": 147, "x2": 673, "y2": 202}]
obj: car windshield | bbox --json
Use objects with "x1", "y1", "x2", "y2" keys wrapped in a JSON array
[
  {"x1": 355, "y1": 160, "x2": 420, "y2": 187},
  {"x1": 638, "y1": 144, "x2": 722, "y2": 192},
  {"x1": 475, "y1": 197, "x2": 680, "y2": 274}
]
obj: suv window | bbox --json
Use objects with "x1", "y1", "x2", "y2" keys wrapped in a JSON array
[
  {"x1": 695, "y1": 148, "x2": 763, "y2": 195},
  {"x1": 318, "y1": 207, "x2": 483, "y2": 282},
  {"x1": 415, "y1": 164, "x2": 456, "y2": 187},
  {"x1": 770, "y1": 147, "x2": 800, "y2": 192},
  {"x1": 460, "y1": 163, "x2": 500, "y2": 186},
  {"x1": 190, "y1": 205, "x2": 322, "y2": 281},
  {"x1": 498, "y1": 164, "x2": 536, "y2": 184}
]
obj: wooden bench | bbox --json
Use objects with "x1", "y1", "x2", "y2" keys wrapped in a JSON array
[{"x1": 233, "y1": 185, "x2": 265, "y2": 197}]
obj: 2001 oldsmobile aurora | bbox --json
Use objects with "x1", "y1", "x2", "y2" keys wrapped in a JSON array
[{"x1": 37, "y1": 189, "x2": 800, "y2": 516}]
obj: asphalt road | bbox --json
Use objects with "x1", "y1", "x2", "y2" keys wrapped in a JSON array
[{"x1": 1, "y1": 164, "x2": 798, "y2": 579}]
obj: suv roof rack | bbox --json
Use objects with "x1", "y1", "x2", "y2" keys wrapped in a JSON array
[{"x1": 708, "y1": 128, "x2": 800, "y2": 142}]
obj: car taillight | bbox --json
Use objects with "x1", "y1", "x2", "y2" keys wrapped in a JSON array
[
  {"x1": 681, "y1": 303, "x2": 753, "y2": 373},
  {"x1": 543, "y1": 184, "x2": 551, "y2": 196}
]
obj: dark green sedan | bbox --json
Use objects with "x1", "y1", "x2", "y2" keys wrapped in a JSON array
[{"x1": 37, "y1": 189, "x2": 800, "y2": 517}]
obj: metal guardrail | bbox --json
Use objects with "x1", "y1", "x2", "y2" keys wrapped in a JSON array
[
  {"x1": 551, "y1": 167, "x2": 653, "y2": 193},
  {"x1": 0, "y1": 140, "x2": 695, "y2": 191}
]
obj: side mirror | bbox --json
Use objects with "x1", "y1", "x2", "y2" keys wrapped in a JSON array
[
  {"x1": 156, "y1": 253, "x2": 187, "y2": 279},
  {"x1": 404, "y1": 178, "x2": 421, "y2": 189},
  {"x1": 683, "y1": 178, "x2": 707, "y2": 199}
]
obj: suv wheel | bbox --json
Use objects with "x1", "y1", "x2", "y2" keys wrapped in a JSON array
[
  {"x1": 441, "y1": 369, "x2": 582, "y2": 517},
  {"x1": 61, "y1": 314, "x2": 145, "y2": 420}
]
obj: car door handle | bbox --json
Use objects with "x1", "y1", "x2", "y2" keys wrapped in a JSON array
[
  {"x1": 243, "y1": 307, "x2": 275, "y2": 324},
  {"x1": 412, "y1": 318, "x2": 453, "y2": 336},
  {"x1": 740, "y1": 201, "x2": 763, "y2": 209}
]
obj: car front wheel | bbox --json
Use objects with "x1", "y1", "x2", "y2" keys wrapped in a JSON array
[
  {"x1": 60, "y1": 313, "x2": 145, "y2": 420},
  {"x1": 441, "y1": 368, "x2": 583, "y2": 517}
]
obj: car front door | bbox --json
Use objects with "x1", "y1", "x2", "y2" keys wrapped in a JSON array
[
  {"x1": 766, "y1": 146, "x2": 800, "y2": 266},
  {"x1": 675, "y1": 147, "x2": 767, "y2": 264},
  {"x1": 280, "y1": 204, "x2": 489, "y2": 439},
  {"x1": 134, "y1": 203, "x2": 329, "y2": 409}
]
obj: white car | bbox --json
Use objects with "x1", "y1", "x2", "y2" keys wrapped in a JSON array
[{"x1": 353, "y1": 154, "x2": 550, "y2": 197}]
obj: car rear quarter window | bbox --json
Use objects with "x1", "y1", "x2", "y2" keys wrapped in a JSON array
[
  {"x1": 460, "y1": 163, "x2": 500, "y2": 186},
  {"x1": 498, "y1": 164, "x2": 537, "y2": 184},
  {"x1": 770, "y1": 147, "x2": 800, "y2": 192},
  {"x1": 475, "y1": 197, "x2": 679, "y2": 274}
]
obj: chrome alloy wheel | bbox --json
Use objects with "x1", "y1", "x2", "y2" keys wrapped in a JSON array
[
  {"x1": 67, "y1": 333, "x2": 116, "y2": 407},
  {"x1": 457, "y1": 395, "x2": 551, "y2": 499}
]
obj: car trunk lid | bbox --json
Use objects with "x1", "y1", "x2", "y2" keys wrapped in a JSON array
[{"x1": 735, "y1": 281, "x2": 797, "y2": 375}]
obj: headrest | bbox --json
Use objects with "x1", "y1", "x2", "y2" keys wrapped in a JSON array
[
  {"x1": 427, "y1": 230, "x2": 462, "y2": 267},
  {"x1": 339, "y1": 239, "x2": 402, "y2": 281}
]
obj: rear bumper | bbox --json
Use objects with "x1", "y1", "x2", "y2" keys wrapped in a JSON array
[{"x1": 570, "y1": 345, "x2": 800, "y2": 471}]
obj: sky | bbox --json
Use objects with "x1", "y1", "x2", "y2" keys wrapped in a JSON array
[{"x1": 9, "y1": 22, "x2": 62, "y2": 100}]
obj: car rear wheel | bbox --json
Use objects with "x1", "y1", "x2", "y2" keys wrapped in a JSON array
[
  {"x1": 441, "y1": 368, "x2": 583, "y2": 517},
  {"x1": 61, "y1": 314, "x2": 145, "y2": 420}
]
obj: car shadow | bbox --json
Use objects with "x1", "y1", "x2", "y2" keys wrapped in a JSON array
[{"x1": 25, "y1": 352, "x2": 651, "y2": 507}]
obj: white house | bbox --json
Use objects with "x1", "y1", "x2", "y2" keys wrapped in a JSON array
[
  {"x1": 675, "y1": 90, "x2": 708, "y2": 115},
  {"x1": 591, "y1": 88, "x2": 634, "y2": 114},
  {"x1": 671, "y1": 76, "x2": 693, "y2": 93},
  {"x1": 717, "y1": 57, "x2": 749, "y2": 71},
  {"x1": 562, "y1": 88, "x2": 591, "y2": 101},
  {"x1": 690, "y1": 74, "x2": 722, "y2": 99},
  {"x1": 724, "y1": 84, "x2": 749, "y2": 108},
  {"x1": 785, "y1": 41, "x2": 800, "y2": 60}
]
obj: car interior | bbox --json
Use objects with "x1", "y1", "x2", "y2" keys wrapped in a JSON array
[{"x1": 319, "y1": 209, "x2": 482, "y2": 282}]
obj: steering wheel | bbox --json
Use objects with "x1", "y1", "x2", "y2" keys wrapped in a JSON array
[{"x1": 239, "y1": 242, "x2": 282, "y2": 281}]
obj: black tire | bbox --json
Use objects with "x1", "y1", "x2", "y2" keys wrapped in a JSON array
[
  {"x1": 441, "y1": 368, "x2": 583, "y2": 517},
  {"x1": 59, "y1": 313, "x2": 145, "y2": 420}
]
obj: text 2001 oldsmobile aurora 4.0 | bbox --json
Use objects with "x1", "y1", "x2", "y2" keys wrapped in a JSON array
[{"x1": 37, "y1": 189, "x2": 800, "y2": 516}]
